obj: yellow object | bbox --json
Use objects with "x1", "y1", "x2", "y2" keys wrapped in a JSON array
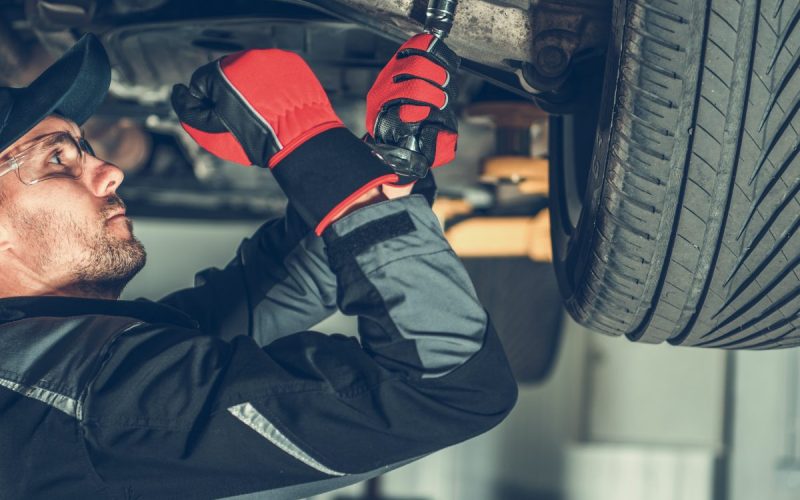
[
  {"x1": 444, "y1": 210, "x2": 552, "y2": 262},
  {"x1": 431, "y1": 197, "x2": 473, "y2": 227},
  {"x1": 481, "y1": 156, "x2": 549, "y2": 195}
]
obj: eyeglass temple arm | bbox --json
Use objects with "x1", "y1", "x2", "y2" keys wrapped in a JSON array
[{"x1": 0, "y1": 157, "x2": 20, "y2": 179}]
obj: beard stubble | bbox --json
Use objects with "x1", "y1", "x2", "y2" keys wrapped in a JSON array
[{"x1": 10, "y1": 195, "x2": 147, "y2": 299}]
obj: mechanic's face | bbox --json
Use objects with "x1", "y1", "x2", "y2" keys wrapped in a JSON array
[{"x1": 0, "y1": 115, "x2": 146, "y2": 299}]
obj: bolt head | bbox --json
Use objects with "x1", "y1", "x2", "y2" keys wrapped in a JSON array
[{"x1": 537, "y1": 46, "x2": 569, "y2": 77}]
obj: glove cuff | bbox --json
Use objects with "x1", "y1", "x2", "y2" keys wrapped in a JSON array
[{"x1": 271, "y1": 127, "x2": 399, "y2": 235}]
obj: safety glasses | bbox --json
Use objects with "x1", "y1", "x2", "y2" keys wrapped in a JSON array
[{"x1": 0, "y1": 131, "x2": 95, "y2": 185}]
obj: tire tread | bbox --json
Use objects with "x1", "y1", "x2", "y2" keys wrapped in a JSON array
[{"x1": 567, "y1": 0, "x2": 800, "y2": 349}]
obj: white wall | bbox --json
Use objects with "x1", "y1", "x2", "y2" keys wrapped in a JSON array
[
  {"x1": 729, "y1": 349, "x2": 800, "y2": 500},
  {"x1": 121, "y1": 217, "x2": 262, "y2": 301},
  {"x1": 564, "y1": 335, "x2": 727, "y2": 500},
  {"x1": 584, "y1": 335, "x2": 727, "y2": 448}
]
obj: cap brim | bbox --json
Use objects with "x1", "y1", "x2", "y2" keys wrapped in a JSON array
[{"x1": 0, "y1": 33, "x2": 111, "y2": 153}]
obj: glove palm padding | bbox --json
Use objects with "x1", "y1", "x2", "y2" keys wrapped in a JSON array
[{"x1": 366, "y1": 34, "x2": 460, "y2": 181}]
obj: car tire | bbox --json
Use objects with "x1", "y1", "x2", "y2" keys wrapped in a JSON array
[{"x1": 550, "y1": 0, "x2": 800, "y2": 349}]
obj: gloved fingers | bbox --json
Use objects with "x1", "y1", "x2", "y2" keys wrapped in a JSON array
[
  {"x1": 371, "y1": 98, "x2": 437, "y2": 137},
  {"x1": 423, "y1": 106, "x2": 459, "y2": 132},
  {"x1": 366, "y1": 78, "x2": 447, "y2": 130},
  {"x1": 395, "y1": 34, "x2": 460, "y2": 74},
  {"x1": 396, "y1": 33, "x2": 438, "y2": 53},
  {"x1": 398, "y1": 104, "x2": 432, "y2": 123},
  {"x1": 171, "y1": 81, "x2": 229, "y2": 134},
  {"x1": 395, "y1": 103, "x2": 460, "y2": 129},
  {"x1": 433, "y1": 129, "x2": 458, "y2": 167},
  {"x1": 172, "y1": 77, "x2": 256, "y2": 166},
  {"x1": 390, "y1": 73, "x2": 458, "y2": 116},
  {"x1": 388, "y1": 55, "x2": 450, "y2": 88},
  {"x1": 385, "y1": 78, "x2": 448, "y2": 110},
  {"x1": 179, "y1": 120, "x2": 253, "y2": 166},
  {"x1": 371, "y1": 104, "x2": 421, "y2": 144},
  {"x1": 427, "y1": 36, "x2": 460, "y2": 72},
  {"x1": 371, "y1": 102, "x2": 457, "y2": 157},
  {"x1": 419, "y1": 126, "x2": 457, "y2": 168}
]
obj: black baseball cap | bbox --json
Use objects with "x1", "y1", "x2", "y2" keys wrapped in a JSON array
[{"x1": 0, "y1": 33, "x2": 110, "y2": 153}]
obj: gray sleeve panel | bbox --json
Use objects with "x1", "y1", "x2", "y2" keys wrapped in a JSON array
[
  {"x1": 357, "y1": 245, "x2": 487, "y2": 378},
  {"x1": 159, "y1": 207, "x2": 338, "y2": 345},
  {"x1": 325, "y1": 195, "x2": 487, "y2": 379},
  {"x1": 328, "y1": 194, "x2": 452, "y2": 274},
  {"x1": 249, "y1": 230, "x2": 338, "y2": 346}
]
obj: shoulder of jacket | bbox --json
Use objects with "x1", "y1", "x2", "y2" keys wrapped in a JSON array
[{"x1": 0, "y1": 315, "x2": 146, "y2": 420}]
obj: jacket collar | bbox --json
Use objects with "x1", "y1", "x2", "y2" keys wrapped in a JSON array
[{"x1": 0, "y1": 296, "x2": 199, "y2": 329}]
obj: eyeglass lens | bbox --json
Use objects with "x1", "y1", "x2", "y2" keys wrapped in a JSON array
[
  {"x1": 18, "y1": 133, "x2": 86, "y2": 185},
  {"x1": 79, "y1": 137, "x2": 95, "y2": 157}
]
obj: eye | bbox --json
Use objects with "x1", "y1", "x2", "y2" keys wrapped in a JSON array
[{"x1": 47, "y1": 150, "x2": 66, "y2": 167}]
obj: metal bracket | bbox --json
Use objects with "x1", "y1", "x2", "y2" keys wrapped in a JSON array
[{"x1": 522, "y1": 0, "x2": 610, "y2": 92}]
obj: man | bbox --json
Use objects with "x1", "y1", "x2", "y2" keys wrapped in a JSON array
[{"x1": 0, "y1": 33, "x2": 517, "y2": 499}]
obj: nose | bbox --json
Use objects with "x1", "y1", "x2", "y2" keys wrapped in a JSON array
[{"x1": 86, "y1": 156, "x2": 125, "y2": 197}]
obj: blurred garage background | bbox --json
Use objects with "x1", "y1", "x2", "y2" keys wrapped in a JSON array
[{"x1": 3, "y1": 0, "x2": 798, "y2": 498}]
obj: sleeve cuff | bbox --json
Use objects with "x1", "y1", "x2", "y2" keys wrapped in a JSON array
[
  {"x1": 323, "y1": 195, "x2": 451, "y2": 277},
  {"x1": 270, "y1": 127, "x2": 399, "y2": 233}
]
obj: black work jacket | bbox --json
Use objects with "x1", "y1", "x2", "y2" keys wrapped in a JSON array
[{"x1": 0, "y1": 196, "x2": 518, "y2": 499}]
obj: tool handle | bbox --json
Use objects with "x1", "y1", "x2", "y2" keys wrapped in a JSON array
[{"x1": 424, "y1": 0, "x2": 458, "y2": 39}]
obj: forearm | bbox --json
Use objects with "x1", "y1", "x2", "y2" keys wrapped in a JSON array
[
  {"x1": 241, "y1": 209, "x2": 338, "y2": 344},
  {"x1": 156, "y1": 186, "x2": 418, "y2": 346},
  {"x1": 262, "y1": 193, "x2": 519, "y2": 471},
  {"x1": 85, "y1": 196, "x2": 516, "y2": 497},
  {"x1": 323, "y1": 194, "x2": 508, "y2": 380},
  {"x1": 158, "y1": 205, "x2": 337, "y2": 345}
]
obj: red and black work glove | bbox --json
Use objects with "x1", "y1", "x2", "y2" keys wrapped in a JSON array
[
  {"x1": 365, "y1": 33, "x2": 460, "y2": 186},
  {"x1": 171, "y1": 50, "x2": 398, "y2": 235}
]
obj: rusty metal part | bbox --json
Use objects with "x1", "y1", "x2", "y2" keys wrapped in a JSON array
[
  {"x1": 303, "y1": 0, "x2": 610, "y2": 97},
  {"x1": 302, "y1": 0, "x2": 532, "y2": 75},
  {"x1": 524, "y1": 0, "x2": 610, "y2": 91}
]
